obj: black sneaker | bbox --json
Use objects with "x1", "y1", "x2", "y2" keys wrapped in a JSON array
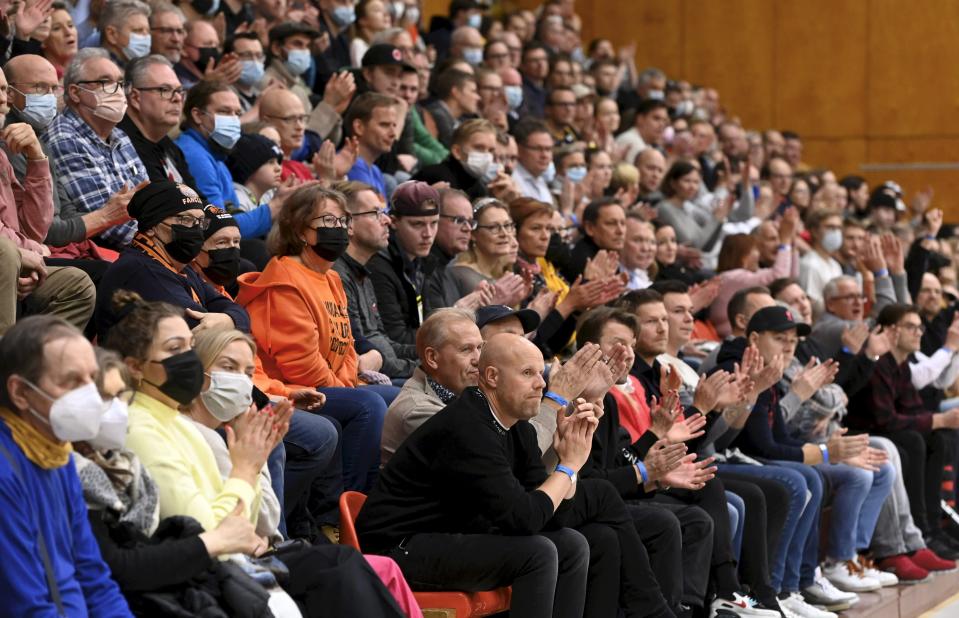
[{"x1": 926, "y1": 535, "x2": 959, "y2": 560}]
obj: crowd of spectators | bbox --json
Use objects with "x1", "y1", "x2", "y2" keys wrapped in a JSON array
[{"x1": 3, "y1": 0, "x2": 959, "y2": 617}]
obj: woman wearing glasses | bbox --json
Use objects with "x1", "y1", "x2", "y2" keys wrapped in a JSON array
[
  {"x1": 238, "y1": 185, "x2": 397, "y2": 493},
  {"x1": 95, "y1": 181, "x2": 251, "y2": 342}
]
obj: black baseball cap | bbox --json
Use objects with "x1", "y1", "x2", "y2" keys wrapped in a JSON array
[
  {"x1": 269, "y1": 22, "x2": 319, "y2": 45},
  {"x1": 476, "y1": 305, "x2": 541, "y2": 334},
  {"x1": 362, "y1": 44, "x2": 412, "y2": 69},
  {"x1": 746, "y1": 306, "x2": 811, "y2": 337}
]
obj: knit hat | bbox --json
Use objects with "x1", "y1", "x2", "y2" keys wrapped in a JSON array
[
  {"x1": 127, "y1": 181, "x2": 205, "y2": 231},
  {"x1": 226, "y1": 134, "x2": 284, "y2": 184},
  {"x1": 390, "y1": 181, "x2": 440, "y2": 217},
  {"x1": 202, "y1": 204, "x2": 238, "y2": 240}
]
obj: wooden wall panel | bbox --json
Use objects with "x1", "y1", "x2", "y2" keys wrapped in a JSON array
[
  {"x1": 680, "y1": 0, "x2": 775, "y2": 130},
  {"x1": 773, "y1": 0, "x2": 866, "y2": 138},
  {"x1": 867, "y1": 0, "x2": 959, "y2": 138},
  {"x1": 581, "y1": 2, "x2": 684, "y2": 79}
]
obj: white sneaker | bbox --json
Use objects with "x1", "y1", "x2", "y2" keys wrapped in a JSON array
[
  {"x1": 857, "y1": 555, "x2": 899, "y2": 587},
  {"x1": 778, "y1": 593, "x2": 838, "y2": 618},
  {"x1": 822, "y1": 560, "x2": 881, "y2": 592},
  {"x1": 710, "y1": 592, "x2": 782, "y2": 617},
  {"x1": 802, "y1": 567, "x2": 860, "y2": 611}
]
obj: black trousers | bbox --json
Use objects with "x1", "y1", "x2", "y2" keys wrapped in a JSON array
[
  {"x1": 719, "y1": 472, "x2": 789, "y2": 605},
  {"x1": 632, "y1": 499, "x2": 713, "y2": 609},
  {"x1": 555, "y1": 478, "x2": 676, "y2": 618},
  {"x1": 386, "y1": 528, "x2": 589, "y2": 618},
  {"x1": 884, "y1": 428, "x2": 958, "y2": 535}
]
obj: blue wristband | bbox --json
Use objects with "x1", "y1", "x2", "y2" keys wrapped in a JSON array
[
  {"x1": 635, "y1": 461, "x2": 649, "y2": 483},
  {"x1": 555, "y1": 464, "x2": 576, "y2": 481},
  {"x1": 841, "y1": 346, "x2": 853, "y2": 355},
  {"x1": 819, "y1": 443, "x2": 830, "y2": 464},
  {"x1": 874, "y1": 268, "x2": 889, "y2": 278},
  {"x1": 778, "y1": 243, "x2": 791, "y2": 251},
  {"x1": 543, "y1": 391, "x2": 570, "y2": 408}
]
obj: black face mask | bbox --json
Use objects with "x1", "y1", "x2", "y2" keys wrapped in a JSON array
[
  {"x1": 147, "y1": 349, "x2": 205, "y2": 405},
  {"x1": 545, "y1": 232, "x2": 571, "y2": 268},
  {"x1": 165, "y1": 224, "x2": 205, "y2": 263},
  {"x1": 196, "y1": 46, "x2": 221, "y2": 70},
  {"x1": 202, "y1": 247, "x2": 241, "y2": 286},
  {"x1": 310, "y1": 227, "x2": 350, "y2": 262},
  {"x1": 191, "y1": 0, "x2": 217, "y2": 15}
]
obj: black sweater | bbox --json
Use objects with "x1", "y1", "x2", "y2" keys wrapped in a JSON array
[
  {"x1": 579, "y1": 393, "x2": 658, "y2": 498},
  {"x1": 356, "y1": 387, "x2": 560, "y2": 554}
]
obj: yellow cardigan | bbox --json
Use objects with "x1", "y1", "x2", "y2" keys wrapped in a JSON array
[{"x1": 125, "y1": 392, "x2": 260, "y2": 531}]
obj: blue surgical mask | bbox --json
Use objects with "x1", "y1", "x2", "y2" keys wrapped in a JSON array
[
  {"x1": 124, "y1": 32, "x2": 152, "y2": 60},
  {"x1": 566, "y1": 165, "x2": 587, "y2": 184},
  {"x1": 542, "y1": 160, "x2": 556, "y2": 183},
  {"x1": 463, "y1": 47, "x2": 483, "y2": 66},
  {"x1": 17, "y1": 92, "x2": 57, "y2": 130},
  {"x1": 331, "y1": 5, "x2": 356, "y2": 27},
  {"x1": 284, "y1": 48, "x2": 312, "y2": 76},
  {"x1": 238, "y1": 59, "x2": 265, "y2": 86},
  {"x1": 647, "y1": 89, "x2": 664, "y2": 100},
  {"x1": 467, "y1": 13, "x2": 482, "y2": 29},
  {"x1": 821, "y1": 228, "x2": 843, "y2": 253},
  {"x1": 210, "y1": 114, "x2": 241, "y2": 149},
  {"x1": 482, "y1": 161, "x2": 501, "y2": 183},
  {"x1": 504, "y1": 85, "x2": 523, "y2": 111}
]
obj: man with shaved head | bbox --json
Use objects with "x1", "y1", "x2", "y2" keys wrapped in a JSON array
[
  {"x1": 260, "y1": 87, "x2": 314, "y2": 180},
  {"x1": 358, "y1": 332, "x2": 676, "y2": 617}
]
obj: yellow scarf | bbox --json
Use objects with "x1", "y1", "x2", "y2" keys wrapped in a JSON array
[{"x1": 0, "y1": 407, "x2": 72, "y2": 469}]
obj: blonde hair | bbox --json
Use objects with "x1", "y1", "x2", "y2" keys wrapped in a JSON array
[
  {"x1": 193, "y1": 328, "x2": 257, "y2": 370},
  {"x1": 416, "y1": 308, "x2": 476, "y2": 360}
]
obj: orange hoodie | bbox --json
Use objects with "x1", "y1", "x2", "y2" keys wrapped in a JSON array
[{"x1": 237, "y1": 256, "x2": 358, "y2": 389}]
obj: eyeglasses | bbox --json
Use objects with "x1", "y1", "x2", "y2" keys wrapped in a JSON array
[
  {"x1": 476, "y1": 222, "x2": 516, "y2": 235},
  {"x1": 440, "y1": 214, "x2": 477, "y2": 229},
  {"x1": 151, "y1": 26, "x2": 186, "y2": 37},
  {"x1": 235, "y1": 52, "x2": 266, "y2": 62},
  {"x1": 521, "y1": 144, "x2": 553, "y2": 154},
  {"x1": 830, "y1": 293, "x2": 866, "y2": 303},
  {"x1": 166, "y1": 215, "x2": 210, "y2": 230},
  {"x1": 9, "y1": 82, "x2": 63, "y2": 96},
  {"x1": 312, "y1": 214, "x2": 352, "y2": 228},
  {"x1": 897, "y1": 322, "x2": 925, "y2": 333},
  {"x1": 134, "y1": 85, "x2": 185, "y2": 100},
  {"x1": 264, "y1": 113, "x2": 309, "y2": 126},
  {"x1": 75, "y1": 79, "x2": 126, "y2": 94},
  {"x1": 352, "y1": 209, "x2": 389, "y2": 221}
]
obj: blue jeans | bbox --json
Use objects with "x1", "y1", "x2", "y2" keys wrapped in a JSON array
[
  {"x1": 282, "y1": 410, "x2": 340, "y2": 532},
  {"x1": 317, "y1": 385, "x2": 398, "y2": 492},
  {"x1": 726, "y1": 491, "x2": 745, "y2": 562},
  {"x1": 815, "y1": 461, "x2": 895, "y2": 560},
  {"x1": 718, "y1": 461, "x2": 823, "y2": 592},
  {"x1": 267, "y1": 440, "x2": 286, "y2": 535}
]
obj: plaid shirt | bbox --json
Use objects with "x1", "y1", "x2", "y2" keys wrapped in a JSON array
[
  {"x1": 43, "y1": 107, "x2": 147, "y2": 249},
  {"x1": 848, "y1": 352, "x2": 935, "y2": 433}
]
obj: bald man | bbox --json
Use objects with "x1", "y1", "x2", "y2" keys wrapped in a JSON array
[
  {"x1": 358, "y1": 333, "x2": 675, "y2": 618},
  {"x1": 636, "y1": 147, "x2": 666, "y2": 203}
]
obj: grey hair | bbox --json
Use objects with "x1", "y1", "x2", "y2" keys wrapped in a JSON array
[
  {"x1": 148, "y1": 1, "x2": 185, "y2": 25},
  {"x1": 822, "y1": 275, "x2": 860, "y2": 301},
  {"x1": 415, "y1": 308, "x2": 477, "y2": 360},
  {"x1": 125, "y1": 54, "x2": 173, "y2": 87},
  {"x1": 372, "y1": 27, "x2": 406, "y2": 46},
  {"x1": 638, "y1": 67, "x2": 666, "y2": 87},
  {"x1": 99, "y1": 0, "x2": 151, "y2": 34},
  {"x1": 63, "y1": 47, "x2": 111, "y2": 90}
]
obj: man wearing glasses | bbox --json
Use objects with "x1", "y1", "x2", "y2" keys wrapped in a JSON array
[
  {"x1": 809, "y1": 274, "x2": 899, "y2": 363},
  {"x1": 43, "y1": 47, "x2": 148, "y2": 255},
  {"x1": 119, "y1": 55, "x2": 198, "y2": 191},
  {"x1": 95, "y1": 181, "x2": 250, "y2": 340}
]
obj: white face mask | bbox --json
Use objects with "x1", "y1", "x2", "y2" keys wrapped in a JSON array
[
  {"x1": 200, "y1": 371, "x2": 254, "y2": 423},
  {"x1": 24, "y1": 380, "x2": 103, "y2": 442},
  {"x1": 87, "y1": 397, "x2": 129, "y2": 451},
  {"x1": 821, "y1": 228, "x2": 843, "y2": 253},
  {"x1": 464, "y1": 150, "x2": 493, "y2": 178}
]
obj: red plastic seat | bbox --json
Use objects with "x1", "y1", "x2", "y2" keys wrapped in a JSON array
[{"x1": 339, "y1": 491, "x2": 512, "y2": 617}]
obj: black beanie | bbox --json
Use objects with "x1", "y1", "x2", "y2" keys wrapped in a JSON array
[
  {"x1": 226, "y1": 134, "x2": 284, "y2": 184},
  {"x1": 127, "y1": 181, "x2": 206, "y2": 231},
  {"x1": 202, "y1": 204, "x2": 239, "y2": 240}
]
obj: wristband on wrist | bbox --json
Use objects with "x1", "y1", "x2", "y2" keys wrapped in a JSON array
[
  {"x1": 635, "y1": 460, "x2": 649, "y2": 483},
  {"x1": 818, "y1": 443, "x2": 830, "y2": 464},
  {"x1": 778, "y1": 243, "x2": 791, "y2": 251},
  {"x1": 841, "y1": 346, "x2": 852, "y2": 355},
  {"x1": 543, "y1": 391, "x2": 569, "y2": 408},
  {"x1": 555, "y1": 464, "x2": 576, "y2": 482},
  {"x1": 926, "y1": 234, "x2": 936, "y2": 241},
  {"x1": 874, "y1": 268, "x2": 889, "y2": 278}
]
